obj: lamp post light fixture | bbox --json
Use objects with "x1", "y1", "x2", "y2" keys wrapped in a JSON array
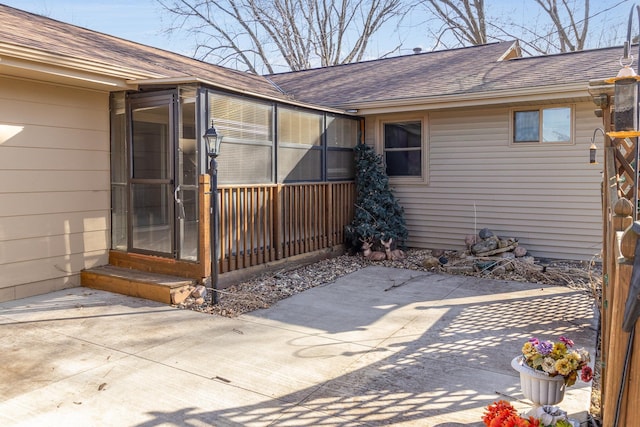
[
  {"x1": 204, "y1": 120, "x2": 222, "y2": 158},
  {"x1": 203, "y1": 120, "x2": 223, "y2": 304}
]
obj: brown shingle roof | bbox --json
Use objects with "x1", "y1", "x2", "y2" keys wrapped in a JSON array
[
  {"x1": 0, "y1": 4, "x2": 286, "y2": 99},
  {"x1": 0, "y1": 3, "x2": 625, "y2": 110},
  {"x1": 267, "y1": 41, "x2": 624, "y2": 108}
]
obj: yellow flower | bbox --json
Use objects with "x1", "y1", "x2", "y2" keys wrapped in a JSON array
[
  {"x1": 522, "y1": 342, "x2": 537, "y2": 358},
  {"x1": 551, "y1": 342, "x2": 567, "y2": 358},
  {"x1": 566, "y1": 351, "x2": 580, "y2": 369},
  {"x1": 555, "y1": 358, "x2": 573, "y2": 376}
]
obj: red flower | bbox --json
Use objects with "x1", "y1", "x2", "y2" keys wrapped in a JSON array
[
  {"x1": 482, "y1": 401, "x2": 540, "y2": 426},
  {"x1": 483, "y1": 401, "x2": 517, "y2": 426},
  {"x1": 581, "y1": 366, "x2": 594, "y2": 382}
]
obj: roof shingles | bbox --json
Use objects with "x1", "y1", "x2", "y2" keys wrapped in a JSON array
[
  {"x1": 0, "y1": 4, "x2": 285, "y2": 99},
  {"x1": 0, "y1": 4, "x2": 625, "y2": 109},
  {"x1": 267, "y1": 41, "x2": 624, "y2": 107}
]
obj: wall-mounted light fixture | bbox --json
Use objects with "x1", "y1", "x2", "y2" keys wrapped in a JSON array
[{"x1": 590, "y1": 128, "x2": 606, "y2": 164}]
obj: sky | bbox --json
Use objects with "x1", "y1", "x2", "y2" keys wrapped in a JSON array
[
  {"x1": 2, "y1": 1, "x2": 191, "y2": 53},
  {"x1": 1, "y1": 0, "x2": 635, "y2": 70}
]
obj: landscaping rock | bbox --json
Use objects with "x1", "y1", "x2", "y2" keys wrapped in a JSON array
[
  {"x1": 171, "y1": 285, "x2": 195, "y2": 305},
  {"x1": 422, "y1": 256, "x2": 441, "y2": 269},
  {"x1": 431, "y1": 248, "x2": 445, "y2": 257},
  {"x1": 445, "y1": 265, "x2": 475, "y2": 274},
  {"x1": 479, "y1": 228, "x2": 494, "y2": 239},
  {"x1": 191, "y1": 285, "x2": 207, "y2": 299},
  {"x1": 471, "y1": 236, "x2": 499, "y2": 255},
  {"x1": 514, "y1": 246, "x2": 528, "y2": 257}
]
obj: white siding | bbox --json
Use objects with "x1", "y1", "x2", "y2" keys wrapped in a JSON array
[
  {"x1": 0, "y1": 76, "x2": 110, "y2": 301},
  {"x1": 366, "y1": 102, "x2": 603, "y2": 261}
]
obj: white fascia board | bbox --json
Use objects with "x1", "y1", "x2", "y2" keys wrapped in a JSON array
[
  {"x1": 341, "y1": 83, "x2": 592, "y2": 115},
  {"x1": 0, "y1": 43, "x2": 162, "y2": 88},
  {"x1": 1, "y1": 56, "x2": 137, "y2": 89}
]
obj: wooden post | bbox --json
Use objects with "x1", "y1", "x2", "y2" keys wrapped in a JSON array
[
  {"x1": 273, "y1": 184, "x2": 283, "y2": 260},
  {"x1": 199, "y1": 174, "x2": 211, "y2": 279},
  {"x1": 604, "y1": 218, "x2": 635, "y2": 427},
  {"x1": 326, "y1": 183, "x2": 333, "y2": 247}
]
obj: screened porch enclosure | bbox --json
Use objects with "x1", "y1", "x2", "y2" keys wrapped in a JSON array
[{"x1": 108, "y1": 84, "x2": 360, "y2": 279}]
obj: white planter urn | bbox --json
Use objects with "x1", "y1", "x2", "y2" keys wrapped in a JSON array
[{"x1": 511, "y1": 356, "x2": 566, "y2": 406}]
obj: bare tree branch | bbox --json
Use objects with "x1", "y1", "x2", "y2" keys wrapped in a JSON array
[
  {"x1": 157, "y1": 0, "x2": 405, "y2": 73},
  {"x1": 532, "y1": 0, "x2": 589, "y2": 52},
  {"x1": 420, "y1": 0, "x2": 627, "y2": 55},
  {"x1": 421, "y1": 0, "x2": 487, "y2": 47}
]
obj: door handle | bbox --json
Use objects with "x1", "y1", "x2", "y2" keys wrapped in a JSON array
[{"x1": 174, "y1": 185, "x2": 186, "y2": 219}]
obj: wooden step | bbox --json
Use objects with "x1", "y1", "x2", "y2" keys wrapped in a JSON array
[{"x1": 81, "y1": 265, "x2": 197, "y2": 305}]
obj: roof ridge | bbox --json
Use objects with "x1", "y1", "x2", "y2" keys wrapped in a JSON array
[{"x1": 265, "y1": 41, "x2": 514, "y2": 77}]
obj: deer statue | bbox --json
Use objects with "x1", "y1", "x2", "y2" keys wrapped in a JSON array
[
  {"x1": 360, "y1": 238, "x2": 387, "y2": 261},
  {"x1": 382, "y1": 237, "x2": 406, "y2": 260}
]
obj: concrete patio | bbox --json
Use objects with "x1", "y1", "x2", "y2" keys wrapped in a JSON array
[{"x1": 0, "y1": 266, "x2": 598, "y2": 426}]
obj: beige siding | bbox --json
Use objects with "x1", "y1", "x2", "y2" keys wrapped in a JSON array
[
  {"x1": 0, "y1": 76, "x2": 110, "y2": 301},
  {"x1": 366, "y1": 102, "x2": 603, "y2": 261}
]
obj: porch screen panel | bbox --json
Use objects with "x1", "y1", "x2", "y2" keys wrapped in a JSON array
[
  {"x1": 110, "y1": 92, "x2": 127, "y2": 250},
  {"x1": 131, "y1": 183, "x2": 172, "y2": 254},
  {"x1": 209, "y1": 92, "x2": 273, "y2": 184},
  {"x1": 326, "y1": 115, "x2": 358, "y2": 180},
  {"x1": 277, "y1": 107, "x2": 323, "y2": 182},
  {"x1": 179, "y1": 87, "x2": 198, "y2": 260}
]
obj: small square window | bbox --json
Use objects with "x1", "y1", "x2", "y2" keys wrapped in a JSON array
[{"x1": 513, "y1": 107, "x2": 572, "y2": 144}]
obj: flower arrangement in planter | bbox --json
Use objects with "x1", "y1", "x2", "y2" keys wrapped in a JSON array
[
  {"x1": 519, "y1": 336, "x2": 593, "y2": 387},
  {"x1": 482, "y1": 400, "x2": 575, "y2": 426},
  {"x1": 487, "y1": 336, "x2": 594, "y2": 426}
]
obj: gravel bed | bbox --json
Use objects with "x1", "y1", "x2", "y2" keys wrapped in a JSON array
[{"x1": 179, "y1": 249, "x2": 601, "y2": 317}]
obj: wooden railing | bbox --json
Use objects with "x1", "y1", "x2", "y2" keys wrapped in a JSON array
[{"x1": 214, "y1": 181, "x2": 355, "y2": 274}]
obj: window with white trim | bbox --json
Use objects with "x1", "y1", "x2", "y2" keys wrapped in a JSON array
[{"x1": 512, "y1": 106, "x2": 572, "y2": 144}]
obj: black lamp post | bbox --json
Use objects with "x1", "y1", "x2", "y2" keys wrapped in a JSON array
[{"x1": 203, "y1": 120, "x2": 222, "y2": 304}]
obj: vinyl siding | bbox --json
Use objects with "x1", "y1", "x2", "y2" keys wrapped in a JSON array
[
  {"x1": 365, "y1": 102, "x2": 602, "y2": 261},
  {"x1": 0, "y1": 76, "x2": 110, "y2": 302}
]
